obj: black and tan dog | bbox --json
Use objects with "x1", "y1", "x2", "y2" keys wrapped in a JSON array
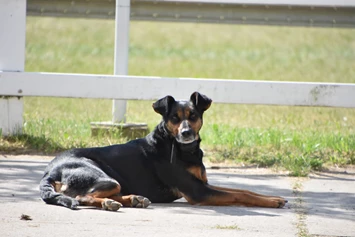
[{"x1": 40, "y1": 92, "x2": 287, "y2": 211}]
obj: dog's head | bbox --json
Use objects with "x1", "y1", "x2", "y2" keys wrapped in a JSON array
[{"x1": 153, "y1": 92, "x2": 212, "y2": 144}]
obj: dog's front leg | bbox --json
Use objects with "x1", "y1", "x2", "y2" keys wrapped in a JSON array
[
  {"x1": 207, "y1": 184, "x2": 286, "y2": 199},
  {"x1": 184, "y1": 188, "x2": 287, "y2": 208},
  {"x1": 155, "y1": 162, "x2": 286, "y2": 208}
]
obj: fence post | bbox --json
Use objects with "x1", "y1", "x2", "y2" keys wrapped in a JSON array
[
  {"x1": 112, "y1": 0, "x2": 130, "y2": 123},
  {"x1": 0, "y1": 0, "x2": 26, "y2": 136}
]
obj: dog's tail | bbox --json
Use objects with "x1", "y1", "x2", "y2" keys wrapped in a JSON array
[{"x1": 39, "y1": 174, "x2": 79, "y2": 209}]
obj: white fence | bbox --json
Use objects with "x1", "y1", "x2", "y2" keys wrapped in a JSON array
[
  {"x1": 27, "y1": 0, "x2": 355, "y2": 28},
  {"x1": 1, "y1": 0, "x2": 355, "y2": 136},
  {"x1": 2, "y1": 72, "x2": 355, "y2": 107}
]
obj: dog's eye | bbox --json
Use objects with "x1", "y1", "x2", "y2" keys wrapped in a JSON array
[
  {"x1": 171, "y1": 115, "x2": 180, "y2": 123},
  {"x1": 189, "y1": 113, "x2": 197, "y2": 121}
]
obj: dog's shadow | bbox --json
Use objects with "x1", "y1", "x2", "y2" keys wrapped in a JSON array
[{"x1": 142, "y1": 199, "x2": 288, "y2": 217}]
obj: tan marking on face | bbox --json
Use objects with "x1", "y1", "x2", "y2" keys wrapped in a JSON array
[
  {"x1": 177, "y1": 109, "x2": 184, "y2": 119},
  {"x1": 166, "y1": 105, "x2": 203, "y2": 139},
  {"x1": 190, "y1": 118, "x2": 202, "y2": 138},
  {"x1": 184, "y1": 109, "x2": 190, "y2": 118},
  {"x1": 179, "y1": 108, "x2": 202, "y2": 134},
  {"x1": 166, "y1": 120, "x2": 179, "y2": 137},
  {"x1": 166, "y1": 107, "x2": 184, "y2": 137},
  {"x1": 177, "y1": 109, "x2": 190, "y2": 134}
]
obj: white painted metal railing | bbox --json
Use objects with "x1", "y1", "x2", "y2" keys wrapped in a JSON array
[{"x1": 1, "y1": 0, "x2": 355, "y2": 136}]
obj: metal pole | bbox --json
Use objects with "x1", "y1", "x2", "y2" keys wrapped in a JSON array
[
  {"x1": 0, "y1": 0, "x2": 26, "y2": 136},
  {"x1": 112, "y1": 0, "x2": 130, "y2": 123}
]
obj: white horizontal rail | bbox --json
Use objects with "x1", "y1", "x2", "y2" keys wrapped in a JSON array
[
  {"x1": 27, "y1": 0, "x2": 355, "y2": 28},
  {"x1": 1, "y1": 71, "x2": 355, "y2": 108}
]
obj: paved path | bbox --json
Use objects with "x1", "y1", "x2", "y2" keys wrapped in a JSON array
[{"x1": 0, "y1": 155, "x2": 354, "y2": 237}]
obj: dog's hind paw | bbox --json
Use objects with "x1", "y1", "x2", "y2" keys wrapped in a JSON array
[
  {"x1": 58, "y1": 196, "x2": 80, "y2": 210},
  {"x1": 70, "y1": 199, "x2": 80, "y2": 210},
  {"x1": 102, "y1": 199, "x2": 122, "y2": 211},
  {"x1": 130, "y1": 195, "x2": 151, "y2": 208}
]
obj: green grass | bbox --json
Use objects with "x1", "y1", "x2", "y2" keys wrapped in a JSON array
[{"x1": 1, "y1": 17, "x2": 355, "y2": 176}]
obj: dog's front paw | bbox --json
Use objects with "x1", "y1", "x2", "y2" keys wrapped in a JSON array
[
  {"x1": 274, "y1": 197, "x2": 288, "y2": 208},
  {"x1": 130, "y1": 195, "x2": 151, "y2": 208}
]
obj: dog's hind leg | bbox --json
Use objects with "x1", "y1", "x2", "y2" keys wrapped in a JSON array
[
  {"x1": 77, "y1": 180, "x2": 151, "y2": 209},
  {"x1": 76, "y1": 181, "x2": 123, "y2": 211},
  {"x1": 39, "y1": 176, "x2": 79, "y2": 209},
  {"x1": 78, "y1": 178, "x2": 151, "y2": 209},
  {"x1": 109, "y1": 194, "x2": 151, "y2": 208}
]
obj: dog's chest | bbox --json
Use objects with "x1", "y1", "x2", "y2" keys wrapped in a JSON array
[
  {"x1": 185, "y1": 165, "x2": 208, "y2": 183},
  {"x1": 171, "y1": 188, "x2": 183, "y2": 199}
]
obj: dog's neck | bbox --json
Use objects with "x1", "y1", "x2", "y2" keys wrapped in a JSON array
[
  {"x1": 153, "y1": 122, "x2": 202, "y2": 165},
  {"x1": 157, "y1": 121, "x2": 170, "y2": 138},
  {"x1": 174, "y1": 139, "x2": 202, "y2": 165},
  {"x1": 176, "y1": 139, "x2": 200, "y2": 152}
]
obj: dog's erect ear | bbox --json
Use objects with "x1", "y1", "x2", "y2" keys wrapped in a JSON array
[
  {"x1": 190, "y1": 92, "x2": 212, "y2": 113},
  {"x1": 152, "y1": 95, "x2": 176, "y2": 117}
]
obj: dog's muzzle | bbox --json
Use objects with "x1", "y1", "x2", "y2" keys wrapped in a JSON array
[{"x1": 176, "y1": 127, "x2": 196, "y2": 144}]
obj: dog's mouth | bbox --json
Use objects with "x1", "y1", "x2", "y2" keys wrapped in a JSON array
[
  {"x1": 175, "y1": 133, "x2": 198, "y2": 145},
  {"x1": 177, "y1": 138, "x2": 195, "y2": 144}
]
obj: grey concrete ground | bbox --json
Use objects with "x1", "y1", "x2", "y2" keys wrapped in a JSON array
[{"x1": 0, "y1": 155, "x2": 354, "y2": 237}]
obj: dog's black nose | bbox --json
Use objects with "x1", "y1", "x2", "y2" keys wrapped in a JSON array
[{"x1": 181, "y1": 129, "x2": 192, "y2": 138}]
